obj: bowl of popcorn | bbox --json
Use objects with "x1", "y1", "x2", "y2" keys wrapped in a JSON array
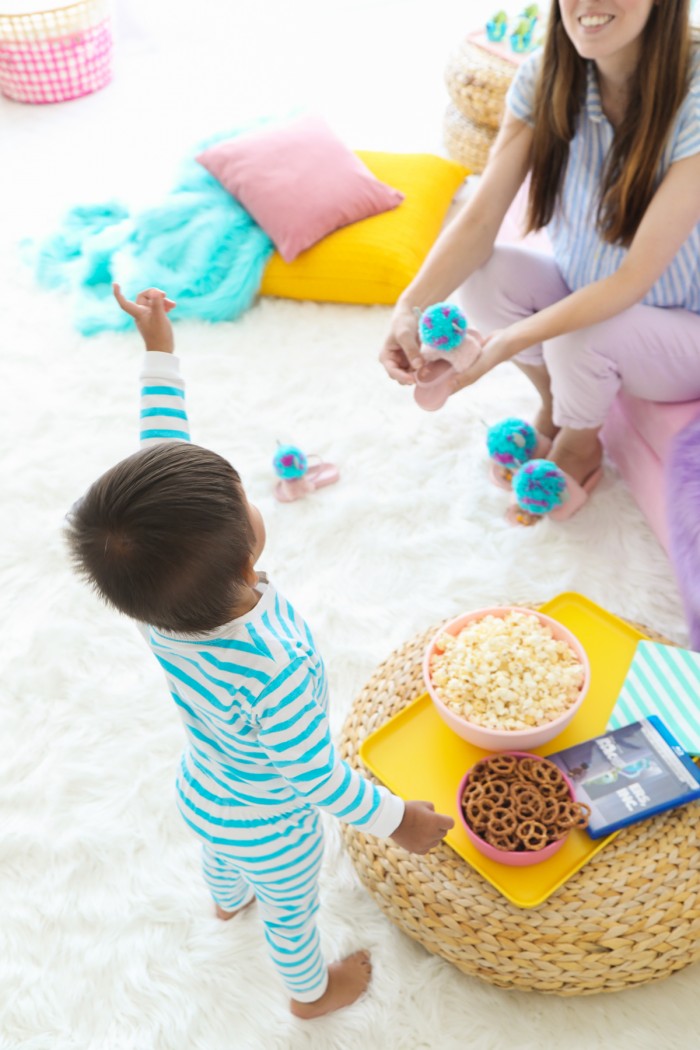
[
  {"x1": 423, "y1": 606, "x2": 590, "y2": 751},
  {"x1": 457, "y1": 752, "x2": 591, "y2": 866}
]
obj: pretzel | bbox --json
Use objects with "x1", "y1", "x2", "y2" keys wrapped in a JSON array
[
  {"x1": 461, "y1": 781, "x2": 485, "y2": 807},
  {"x1": 540, "y1": 796, "x2": 561, "y2": 825},
  {"x1": 488, "y1": 806, "x2": 518, "y2": 836},
  {"x1": 466, "y1": 795, "x2": 497, "y2": 832},
  {"x1": 517, "y1": 757, "x2": 538, "y2": 780},
  {"x1": 484, "y1": 828, "x2": 521, "y2": 851},
  {"x1": 515, "y1": 819, "x2": 550, "y2": 851},
  {"x1": 554, "y1": 800, "x2": 591, "y2": 831},
  {"x1": 511, "y1": 787, "x2": 545, "y2": 820},
  {"x1": 481, "y1": 779, "x2": 509, "y2": 803},
  {"x1": 528, "y1": 758, "x2": 565, "y2": 789},
  {"x1": 483, "y1": 754, "x2": 520, "y2": 779},
  {"x1": 469, "y1": 760, "x2": 499, "y2": 784}
]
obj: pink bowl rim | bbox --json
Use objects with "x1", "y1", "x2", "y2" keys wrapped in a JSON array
[
  {"x1": 423, "y1": 605, "x2": 590, "y2": 741},
  {"x1": 456, "y1": 750, "x2": 575, "y2": 857}
]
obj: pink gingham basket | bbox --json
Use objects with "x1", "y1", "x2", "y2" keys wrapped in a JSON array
[{"x1": 0, "y1": 0, "x2": 112, "y2": 104}]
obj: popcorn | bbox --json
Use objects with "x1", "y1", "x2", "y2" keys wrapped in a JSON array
[{"x1": 429, "y1": 611, "x2": 584, "y2": 731}]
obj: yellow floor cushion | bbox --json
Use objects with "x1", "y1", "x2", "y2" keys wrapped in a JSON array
[{"x1": 260, "y1": 151, "x2": 469, "y2": 305}]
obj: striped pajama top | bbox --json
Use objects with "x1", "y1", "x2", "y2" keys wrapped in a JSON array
[
  {"x1": 138, "y1": 352, "x2": 404, "y2": 843},
  {"x1": 506, "y1": 46, "x2": 700, "y2": 314}
]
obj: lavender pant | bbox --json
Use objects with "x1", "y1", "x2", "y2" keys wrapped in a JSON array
[{"x1": 458, "y1": 245, "x2": 700, "y2": 429}]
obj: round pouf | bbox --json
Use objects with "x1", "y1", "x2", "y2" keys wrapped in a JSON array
[
  {"x1": 339, "y1": 617, "x2": 700, "y2": 995},
  {"x1": 443, "y1": 103, "x2": 497, "y2": 176},
  {"x1": 444, "y1": 37, "x2": 516, "y2": 131}
]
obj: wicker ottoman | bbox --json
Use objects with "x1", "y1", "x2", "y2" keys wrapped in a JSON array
[
  {"x1": 443, "y1": 33, "x2": 519, "y2": 174},
  {"x1": 339, "y1": 620, "x2": 700, "y2": 995}
]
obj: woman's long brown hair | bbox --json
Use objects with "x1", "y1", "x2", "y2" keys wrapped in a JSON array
[{"x1": 526, "y1": 1, "x2": 694, "y2": 247}]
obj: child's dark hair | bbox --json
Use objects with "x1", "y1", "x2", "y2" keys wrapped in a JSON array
[{"x1": 65, "y1": 442, "x2": 255, "y2": 633}]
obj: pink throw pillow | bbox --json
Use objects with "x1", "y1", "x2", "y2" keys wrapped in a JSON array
[{"x1": 196, "y1": 115, "x2": 405, "y2": 262}]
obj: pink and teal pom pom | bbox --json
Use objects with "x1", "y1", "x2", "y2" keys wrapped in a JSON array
[
  {"x1": 512, "y1": 458, "x2": 566, "y2": 515},
  {"x1": 273, "y1": 444, "x2": 307, "y2": 479},
  {"x1": 486, "y1": 417, "x2": 538, "y2": 468},
  {"x1": 419, "y1": 302, "x2": 467, "y2": 351}
]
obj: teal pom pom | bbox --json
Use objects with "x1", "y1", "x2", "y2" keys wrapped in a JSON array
[
  {"x1": 419, "y1": 302, "x2": 467, "y2": 351},
  {"x1": 512, "y1": 459, "x2": 566, "y2": 515},
  {"x1": 486, "y1": 417, "x2": 538, "y2": 468},
  {"x1": 273, "y1": 444, "x2": 307, "y2": 479}
]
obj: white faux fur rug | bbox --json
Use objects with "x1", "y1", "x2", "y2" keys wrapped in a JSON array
[
  {"x1": 1, "y1": 3, "x2": 695, "y2": 1047},
  {"x1": 2, "y1": 272, "x2": 694, "y2": 1050}
]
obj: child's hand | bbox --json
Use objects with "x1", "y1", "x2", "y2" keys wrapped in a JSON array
[
  {"x1": 113, "y1": 283, "x2": 176, "y2": 353},
  {"x1": 390, "y1": 800, "x2": 454, "y2": 854}
]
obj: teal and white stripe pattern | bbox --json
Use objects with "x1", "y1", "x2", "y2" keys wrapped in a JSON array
[
  {"x1": 506, "y1": 47, "x2": 700, "y2": 314},
  {"x1": 140, "y1": 351, "x2": 190, "y2": 445},
  {"x1": 137, "y1": 353, "x2": 403, "y2": 1000},
  {"x1": 608, "y1": 641, "x2": 700, "y2": 756}
]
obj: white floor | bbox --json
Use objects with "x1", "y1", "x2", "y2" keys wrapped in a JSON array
[{"x1": 1, "y1": 3, "x2": 695, "y2": 1049}]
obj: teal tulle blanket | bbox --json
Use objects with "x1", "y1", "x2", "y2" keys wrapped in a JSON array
[{"x1": 31, "y1": 131, "x2": 275, "y2": 335}]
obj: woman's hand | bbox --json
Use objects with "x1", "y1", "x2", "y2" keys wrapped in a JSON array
[
  {"x1": 449, "y1": 327, "x2": 523, "y2": 395},
  {"x1": 379, "y1": 302, "x2": 424, "y2": 385}
]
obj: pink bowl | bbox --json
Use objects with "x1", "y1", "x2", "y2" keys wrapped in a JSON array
[
  {"x1": 457, "y1": 751, "x2": 575, "y2": 866},
  {"x1": 423, "y1": 606, "x2": 590, "y2": 751}
]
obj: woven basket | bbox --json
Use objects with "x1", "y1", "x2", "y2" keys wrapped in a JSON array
[
  {"x1": 445, "y1": 38, "x2": 516, "y2": 131},
  {"x1": 0, "y1": 0, "x2": 113, "y2": 104},
  {"x1": 443, "y1": 103, "x2": 497, "y2": 176},
  {"x1": 340, "y1": 614, "x2": 700, "y2": 995}
]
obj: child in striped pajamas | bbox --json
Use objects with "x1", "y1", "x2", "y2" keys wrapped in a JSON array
[
  {"x1": 65, "y1": 284, "x2": 454, "y2": 1020},
  {"x1": 381, "y1": 1, "x2": 700, "y2": 522}
]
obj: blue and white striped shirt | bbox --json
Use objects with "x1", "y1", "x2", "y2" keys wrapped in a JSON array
[
  {"x1": 138, "y1": 352, "x2": 404, "y2": 843},
  {"x1": 506, "y1": 47, "x2": 700, "y2": 313}
]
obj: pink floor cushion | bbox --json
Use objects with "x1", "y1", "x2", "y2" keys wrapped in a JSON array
[{"x1": 602, "y1": 395, "x2": 700, "y2": 553}]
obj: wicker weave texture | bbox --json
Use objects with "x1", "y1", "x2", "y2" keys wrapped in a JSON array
[
  {"x1": 443, "y1": 104, "x2": 496, "y2": 176},
  {"x1": 444, "y1": 39, "x2": 515, "y2": 131},
  {"x1": 340, "y1": 617, "x2": 700, "y2": 995}
]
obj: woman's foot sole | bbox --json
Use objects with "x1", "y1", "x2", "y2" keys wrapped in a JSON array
[{"x1": 290, "y1": 950, "x2": 372, "y2": 1019}]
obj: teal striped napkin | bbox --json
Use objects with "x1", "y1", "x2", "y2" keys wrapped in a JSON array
[{"x1": 607, "y1": 641, "x2": 700, "y2": 755}]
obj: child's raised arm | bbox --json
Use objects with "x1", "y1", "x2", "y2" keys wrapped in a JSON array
[
  {"x1": 113, "y1": 283, "x2": 176, "y2": 353},
  {"x1": 113, "y1": 284, "x2": 190, "y2": 448}
]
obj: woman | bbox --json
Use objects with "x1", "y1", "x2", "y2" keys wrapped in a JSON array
[{"x1": 380, "y1": 1, "x2": 700, "y2": 521}]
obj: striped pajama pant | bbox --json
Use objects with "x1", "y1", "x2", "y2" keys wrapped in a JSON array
[{"x1": 198, "y1": 804, "x2": 329, "y2": 1003}]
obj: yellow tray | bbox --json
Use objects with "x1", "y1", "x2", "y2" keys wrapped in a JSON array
[{"x1": 359, "y1": 592, "x2": 648, "y2": 908}]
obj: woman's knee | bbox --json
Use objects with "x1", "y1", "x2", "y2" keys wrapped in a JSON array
[
  {"x1": 458, "y1": 245, "x2": 567, "y2": 333},
  {"x1": 544, "y1": 332, "x2": 620, "y2": 428},
  {"x1": 459, "y1": 246, "x2": 525, "y2": 330}
]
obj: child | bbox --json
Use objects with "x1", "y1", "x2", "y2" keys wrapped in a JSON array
[
  {"x1": 381, "y1": 0, "x2": 700, "y2": 522},
  {"x1": 65, "y1": 284, "x2": 454, "y2": 1020}
]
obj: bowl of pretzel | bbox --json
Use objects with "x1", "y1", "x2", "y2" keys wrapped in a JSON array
[{"x1": 457, "y1": 751, "x2": 591, "y2": 865}]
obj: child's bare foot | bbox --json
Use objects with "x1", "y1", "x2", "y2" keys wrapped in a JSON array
[
  {"x1": 215, "y1": 896, "x2": 255, "y2": 921},
  {"x1": 290, "y1": 950, "x2": 372, "y2": 1020}
]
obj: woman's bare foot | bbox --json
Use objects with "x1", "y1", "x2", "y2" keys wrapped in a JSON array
[
  {"x1": 215, "y1": 896, "x2": 255, "y2": 921},
  {"x1": 532, "y1": 407, "x2": 560, "y2": 443},
  {"x1": 290, "y1": 950, "x2": 372, "y2": 1020},
  {"x1": 511, "y1": 430, "x2": 603, "y2": 526},
  {"x1": 550, "y1": 429, "x2": 603, "y2": 486}
]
